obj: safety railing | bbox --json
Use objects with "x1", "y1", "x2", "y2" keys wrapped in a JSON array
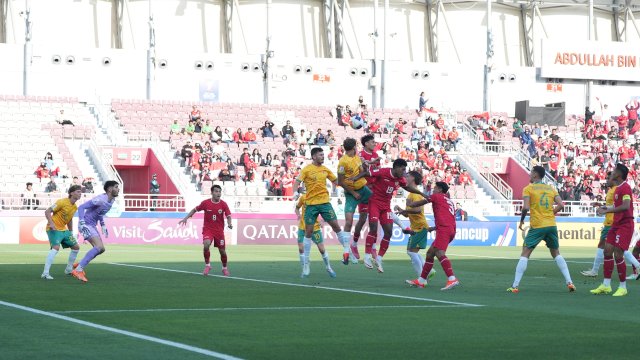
[{"x1": 0, "y1": 193, "x2": 185, "y2": 212}]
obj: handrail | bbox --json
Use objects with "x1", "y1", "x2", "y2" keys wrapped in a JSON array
[
  {"x1": 0, "y1": 193, "x2": 184, "y2": 212},
  {"x1": 461, "y1": 152, "x2": 513, "y2": 199},
  {"x1": 86, "y1": 138, "x2": 124, "y2": 189}
]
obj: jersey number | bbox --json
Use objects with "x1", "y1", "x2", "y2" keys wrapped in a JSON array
[
  {"x1": 212, "y1": 215, "x2": 217, "y2": 221},
  {"x1": 539, "y1": 193, "x2": 550, "y2": 209},
  {"x1": 386, "y1": 186, "x2": 394, "y2": 194},
  {"x1": 446, "y1": 198, "x2": 455, "y2": 216}
]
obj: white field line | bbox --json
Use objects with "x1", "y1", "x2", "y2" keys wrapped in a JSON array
[
  {"x1": 0, "y1": 300, "x2": 243, "y2": 360},
  {"x1": 109, "y1": 262, "x2": 484, "y2": 308},
  {"x1": 56, "y1": 304, "x2": 464, "y2": 314}
]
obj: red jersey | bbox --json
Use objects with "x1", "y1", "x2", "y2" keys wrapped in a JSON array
[
  {"x1": 369, "y1": 168, "x2": 407, "y2": 207},
  {"x1": 613, "y1": 181, "x2": 634, "y2": 224},
  {"x1": 196, "y1": 199, "x2": 231, "y2": 238},
  {"x1": 360, "y1": 149, "x2": 381, "y2": 184},
  {"x1": 428, "y1": 192, "x2": 456, "y2": 228}
]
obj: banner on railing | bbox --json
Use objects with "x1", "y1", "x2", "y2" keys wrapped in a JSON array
[{"x1": 516, "y1": 222, "x2": 616, "y2": 247}]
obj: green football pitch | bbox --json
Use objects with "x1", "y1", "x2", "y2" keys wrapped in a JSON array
[{"x1": 1, "y1": 244, "x2": 638, "y2": 360}]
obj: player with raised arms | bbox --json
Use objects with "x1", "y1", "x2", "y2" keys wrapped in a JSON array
[
  {"x1": 179, "y1": 184, "x2": 233, "y2": 276},
  {"x1": 41, "y1": 185, "x2": 83, "y2": 280},
  {"x1": 506, "y1": 166, "x2": 575, "y2": 293},
  {"x1": 71, "y1": 180, "x2": 120, "y2": 283}
]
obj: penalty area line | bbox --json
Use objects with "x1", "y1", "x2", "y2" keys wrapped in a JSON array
[
  {"x1": 108, "y1": 262, "x2": 484, "y2": 308},
  {"x1": 0, "y1": 300, "x2": 243, "y2": 360},
  {"x1": 56, "y1": 304, "x2": 465, "y2": 314}
]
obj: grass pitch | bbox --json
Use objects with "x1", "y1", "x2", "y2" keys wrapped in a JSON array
[{"x1": 1, "y1": 245, "x2": 637, "y2": 359}]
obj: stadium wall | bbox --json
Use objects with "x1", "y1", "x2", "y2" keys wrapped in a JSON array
[{"x1": 2, "y1": 212, "x2": 631, "y2": 248}]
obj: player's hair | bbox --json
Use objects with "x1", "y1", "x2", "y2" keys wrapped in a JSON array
[
  {"x1": 360, "y1": 134, "x2": 375, "y2": 147},
  {"x1": 392, "y1": 158, "x2": 408, "y2": 169},
  {"x1": 103, "y1": 180, "x2": 119, "y2": 192},
  {"x1": 343, "y1": 138, "x2": 357, "y2": 151},
  {"x1": 26, "y1": 182, "x2": 32, "y2": 187},
  {"x1": 407, "y1": 171, "x2": 422, "y2": 185},
  {"x1": 310, "y1": 147, "x2": 323, "y2": 157},
  {"x1": 435, "y1": 181, "x2": 449, "y2": 194},
  {"x1": 67, "y1": 185, "x2": 82, "y2": 195},
  {"x1": 532, "y1": 165, "x2": 545, "y2": 180},
  {"x1": 211, "y1": 184, "x2": 222, "y2": 192},
  {"x1": 615, "y1": 163, "x2": 629, "y2": 180}
]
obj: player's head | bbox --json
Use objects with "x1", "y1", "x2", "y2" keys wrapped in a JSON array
[
  {"x1": 211, "y1": 184, "x2": 222, "y2": 201},
  {"x1": 530, "y1": 166, "x2": 545, "y2": 183},
  {"x1": 104, "y1": 180, "x2": 120, "y2": 197},
  {"x1": 611, "y1": 163, "x2": 629, "y2": 183},
  {"x1": 68, "y1": 185, "x2": 82, "y2": 201},
  {"x1": 406, "y1": 171, "x2": 422, "y2": 187},
  {"x1": 343, "y1": 138, "x2": 357, "y2": 152},
  {"x1": 605, "y1": 172, "x2": 614, "y2": 187},
  {"x1": 361, "y1": 134, "x2": 375, "y2": 151},
  {"x1": 391, "y1": 158, "x2": 408, "y2": 177},
  {"x1": 310, "y1": 147, "x2": 324, "y2": 165},
  {"x1": 433, "y1": 181, "x2": 449, "y2": 194}
]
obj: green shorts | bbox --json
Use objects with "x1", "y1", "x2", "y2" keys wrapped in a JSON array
[
  {"x1": 600, "y1": 226, "x2": 611, "y2": 242},
  {"x1": 304, "y1": 203, "x2": 337, "y2": 226},
  {"x1": 297, "y1": 229, "x2": 323, "y2": 244},
  {"x1": 344, "y1": 186, "x2": 372, "y2": 214},
  {"x1": 524, "y1": 226, "x2": 559, "y2": 249},
  {"x1": 407, "y1": 228, "x2": 428, "y2": 249},
  {"x1": 46, "y1": 230, "x2": 77, "y2": 249}
]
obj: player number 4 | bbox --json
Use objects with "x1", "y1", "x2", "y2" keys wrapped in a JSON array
[{"x1": 539, "y1": 193, "x2": 550, "y2": 209}]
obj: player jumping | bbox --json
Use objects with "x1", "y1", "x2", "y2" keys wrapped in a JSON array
[
  {"x1": 295, "y1": 191, "x2": 333, "y2": 277},
  {"x1": 41, "y1": 185, "x2": 83, "y2": 280},
  {"x1": 507, "y1": 166, "x2": 575, "y2": 293},
  {"x1": 179, "y1": 184, "x2": 233, "y2": 276},
  {"x1": 405, "y1": 181, "x2": 460, "y2": 290},
  {"x1": 71, "y1": 180, "x2": 120, "y2": 283}
]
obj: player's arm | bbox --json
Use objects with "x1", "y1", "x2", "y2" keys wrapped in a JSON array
[
  {"x1": 67, "y1": 218, "x2": 73, "y2": 232},
  {"x1": 552, "y1": 195, "x2": 564, "y2": 215},
  {"x1": 401, "y1": 184, "x2": 424, "y2": 197},
  {"x1": 519, "y1": 196, "x2": 530, "y2": 230},
  {"x1": 224, "y1": 203, "x2": 233, "y2": 229},
  {"x1": 348, "y1": 167, "x2": 370, "y2": 182},
  {"x1": 337, "y1": 172, "x2": 359, "y2": 198},
  {"x1": 179, "y1": 208, "x2": 198, "y2": 226},
  {"x1": 44, "y1": 205, "x2": 57, "y2": 231},
  {"x1": 598, "y1": 195, "x2": 631, "y2": 214},
  {"x1": 293, "y1": 178, "x2": 302, "y2": 195},
  {"x1": 295, "y1": 202, "x2": 302, "y2": 219}
]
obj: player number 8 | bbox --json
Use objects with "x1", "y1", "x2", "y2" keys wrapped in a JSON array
[{"x1": 212, "y1": 215, "x2": 217, "y2": 221}]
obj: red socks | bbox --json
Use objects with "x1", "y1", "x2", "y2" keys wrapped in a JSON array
[
  {"x1": 221, "y1": 254, "x2": 228, "y2": 267},
  {"x1": 378, "y1": 237, "x2": 391, "y2": 257},
  {"x1": 616, "y1": 259, "x2": 627, "y2": 282},
  {"x1": 439, "y1": 256, "x2": 455, "y2": 278},
  {"x1": 365, "y1": 233, "x2": 376, "y2": 254},
  {"x1": 420, "y1": 260, "x2": 434, "y2": 279},
  {"x1": 603, "y1": 256, "x2": 614, "y2": 279}
]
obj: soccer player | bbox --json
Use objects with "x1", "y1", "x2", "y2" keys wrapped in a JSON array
[
  {"x1": 350, "y1": 134, "x2": 381, "y2": 260},
  {"x1": 179, "y1": 184, "x2": 233, "y2": 276},
  {"x1": 349, "y1": 159, "x2": 427, "y2": 273},
  {"x1": 405, "y1": 181, "x2": 460, "y2": 290},
  {"x1": 295, "y1": 191, "x2": 334, "y2": 277},
  {"x1": 41, "y1": 185, "x2": 83, "y2": 280},
  {"x1": 71, "y1": 180, "x2": 120, "y2": 283},
  {"x1": 337, "y1": 138, "x2": 372, "y2": 264},
  {"x1": 581, "y1": 173, "x2": 616, "y2": 277},
  {"x1": 293, "y1": 147, "x2": 351, "y2": 273},
  {"x1": 394, "y1": 171, "x2": 435, "y2": 279},
  {"x1": 506, "y1": 166, "x2": 575, "y2": 293},
  {"x1": 591, "y1": 163, "x2": 635, "y2": 296}
]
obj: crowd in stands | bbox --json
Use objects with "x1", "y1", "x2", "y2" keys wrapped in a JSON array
[
  {"x1": 513, "y1": 100, "x2": 640, "y2": 202},
  {"x1": 169, "y1": 95, "x2": 469, "y2": 198}
]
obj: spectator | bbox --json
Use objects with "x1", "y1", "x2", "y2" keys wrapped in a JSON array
[
  {"x1": 458, "y1": 169, "x2": 471, "y2": 187},
  {"x1": 424, "y1": 119, "x2": 435, "y2": 145},
  {"x1": 282, "y1": 172, "x2": 294, "y2": 199},
  {"x1": 394, "y1": 118, "x2": 406, "y2": 134},
  {"x1": 617, "y1": 110, "x2": 629, "y2": 131},
  {"x1": 260, "y1": 120, "x2": 276, "y2": 138},
  {"x1": 149, "y1": 173, "x2": 160, "y2": 211},
  {"x1": 212, "y1": 126, "x2": 223, "y2": 141},
  {"x1": 419, "y1": 91, "x2": 428, "y2": 112},
  {"x1": 532, "y1": 122, "x2": 542, "y2": 138},
  {"x1": 21, "y1": 182, "x2": 38, "y2": 210},
  {"x1": 585, "y1": 106, "x2": 595, "y2": 125},
  {"x1": 435, "y1": 115, "x2": 445, "y2": 130},
  {"x1": 326, "y1": 129, "x2": 336, "y2": 145},
  {"x1": 66, "y1": 176, "x2": 82, "y2": 193},
  {"x1": 448, "y1": 127, "x2": 460, "y2": 151},
  {"x1": 626, "y1": 101, "x2": 639, "y2": 130},
  {"x1": 45, "y1": 178, "x2": 58, "y2": 193},
  {"x1": 233, "y1": 128, "x2": 244, "y2": 144},
  {"x1": 185, "y1": 120, "x2": 196, "y2": 136},
  {"x1": 221, "y1": 128, "x2": 233, "y2": 143},
  {"x1": 82, "y1": 178, "x2": 94, "y2": 193},
  {"x1": 315, "y1": 129, "x2": 326, "y2": 145},
  {"x1": 44, "y1": 152, "x2": 58, "y2": 177},
  {"x1": 512, "y1": 118, "x2": 523, "y2": 137},
  {"x1": 218, "y1": 168, "x2": 233, "y2": 182},
  {"x1": 190, "y1": 105, "x2": 201, "y2": 122},
  {"x1": 194, "y1": 118, "x2": 203, "y2": 133},
  {"x1": 251, "y1": 148, "x2": 263, "y2": 165},
  {"x1": 298, "y1": 143, "x2": 307, "y2": 157},
  {"x1": 454, "y1": 203, "x2": 468, "y2": 221},
  {"x1": 539, "y1": 150, "x2": 551, "y2": 172},
  {"x1": 170, "y1": 119, "x2": 182, "y2": 135},
  {"x1": 55, "y1": 109, "x2": 75, "y2": 126},
  {"x1": 336, "y1": 105, "x2": 345, "y2": 126},
  {"x1": 35, "y1": 162, "x2": 49, "y2": 182},
  {"x1": 384, "y1": 118, "x2": 394, "y2": 134},
  {"x1": 261, "y1": 153, "x2": 273, "y2": 166},
  {"x1": 181, "y1": 140, "x2": 193, "y2": 166},
  {"x1": 201, "y1": 120, "x2": 213, "y2": 135},
  {"x1": 212, "y1": 139, "x2": 225, "y2": 155},
  {"x1": 244, "y1": 168, "x2": 256, "y2": 182},
  {"x1": 243, "y1": 128, "x2": 257, "y2": 144},
  {"x1": 414, "y1": 111, "x2": 427, "y2": 129},
  {"x1": 281, "y1": 120, "x2": 294, "y2": 139}
]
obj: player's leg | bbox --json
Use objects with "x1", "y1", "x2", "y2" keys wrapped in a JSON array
[
  {"x1": 406, "y1": 243, "x2": 437, "y2": 288},
  {"x1": 72, "y1": 230, "x2": 105, "y2": 282},
  {"x1": 612, "y1": 246, "x2": 627, "y2": 296},
  {"x1": 508, "y1": 229, "x2": 540, "y2": 292},
  {"x1": 322, "y1": 203, "x2": 351, "y2": 265},
  {"x1": 351, "y1": 204, "x2": 368, "y2": 259},
  {"x1": 303, "y1": 204, "x2": 320, "y2": 244},
  {"x1": 214, "y1": 238, "x2": 229, "y2": 276},
  {"x1": 627, "y1": 245, "x2": 640, "y2": 279},
  {"x1": 61, "y1": 231, "x2": 80, "y2": 275},
  {"x1": 389, "y1": 211, "x2": 414, "y2": 235},
  {"x1": 297, "y1": 230, "x2": 309, "y2": 277},
  {"x1": 582, "y1": 227, "x2": 608, "y2": 277},
  {"x1": 433, "y1": 229, "x2": 459, "y2": 290},
  {"x1": 202, "y1": 239, "x2": 213, "y2": 276},
  {"x1": 546, "y1": 227, "x2": 575, "y2": 291},
  {"x1": 42, "y1": 230, "x2": 62, "y2": 280},
  {"x1": 316, "y1": 234, "x2": 335, "y2": 278},
  {"x1": 363, "y1": 206, "x2": 379, "y2": 269},
  {"x1": 375, "y1": 218, "x2": 394, "y2": 273},
  {"x1": 406, "y1": 229, "x2": 427, "y2": 276},
  {"x1": 591, "y1": 229, "x2": 617, "y2": 294}
]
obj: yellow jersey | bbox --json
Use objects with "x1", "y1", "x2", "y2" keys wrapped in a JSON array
[
  {"x1": 298, "y1": 164, "x2": 337, "y2": 205},
  {"x1": 337, "y1": 154, "x2": 367, "y2": 191},
  {"x1": 603, "y1": 185, "x2": 617, "y2": 226},
  {"x1": 296, "y1": 195, "x2": 322, "y2": 232},
  {"x1": 523, "y1": 183, "x2": 559, "y2": 229},
  {"x1": 407, "y1": 193, "x2": 429, "y2": 231},
  {"x1": 47, "y1": 198, "x2": 78, "y2": 231}
]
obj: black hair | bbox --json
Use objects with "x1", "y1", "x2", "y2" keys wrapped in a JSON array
[
  {"x1": 361, "y1": 134, "x2": 375, "y2": 147},
  {"x1": 408, "y1": 170, "x2": 422, "y2": 185},
  {"x1": 68, "y1": 185, "x2": 82, "y2": 195},
  {"x1": 532, "y1": 165, "x2": 545, "y2": 180},
  {"x1": 343, "y1": 138, "x2": 357, "y2": 151},
  {"x1": 212, "y1": 184, "x2": 222, "y2": 192},
  {"x1": 104, "y1": 180, "x2": 119, "y2": 193},
  {"x1": 26, "y1": 182, "x2": 32, "y2": 187},
  {"x1": 310, "y1": 147, "x2": 323, "y2": 157},
  {"x1": 616, "y1": 163, "x2": 629, "y2": 180},
  {"x1": 392, "y1": 158, "x2": 408, "y2": 169},
  {"x1": 435, "y1": 181, "x2": 449, "y2": 194}
]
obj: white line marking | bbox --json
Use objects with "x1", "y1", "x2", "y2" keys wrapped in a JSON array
[
  {"x1": 109, "y1": 262, "x2": 484, "y2": 308},
  {"x1": 0, "y1": 300, "x2": 243, "y2": 360},
  {"x1": 56, "y1": 304, "x2": 464, "y2": 314},
  {"x1": 446, "y1": 253, "x2": 592, "y2": 264}
]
